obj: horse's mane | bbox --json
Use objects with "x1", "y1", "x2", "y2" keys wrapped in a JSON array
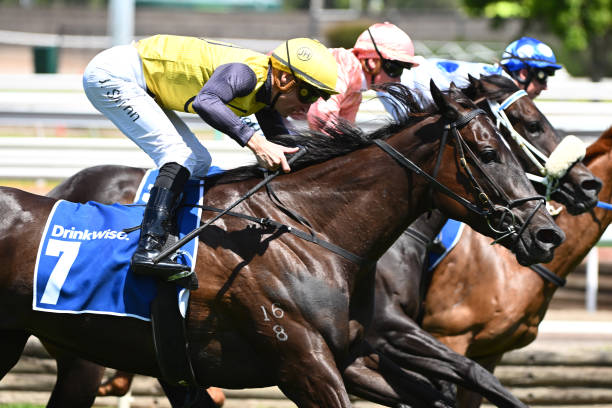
[
  {"x1": 209, "y1": 84, "x2": 438, "y2": 185},
  {"x1": 584, "y1": 126, "x2": 612, "y2": 164}
]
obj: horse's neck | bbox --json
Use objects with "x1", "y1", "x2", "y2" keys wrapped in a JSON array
[
  {"x1": 546, "y1": 155, "x2": 612, "y2": 278},
  {"x1": 290, "y1": 135, "x2": 435, "y2": 262}
]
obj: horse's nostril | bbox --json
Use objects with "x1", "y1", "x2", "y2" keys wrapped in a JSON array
[
  {"x1": 536, "y1": 227, "x2": 565, "y2": 246},
  {"x1": 581, "y1": 177, "x2": 603, "y2": 195}
]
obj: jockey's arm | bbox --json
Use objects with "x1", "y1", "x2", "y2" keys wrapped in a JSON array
[
  {"x1": 192, "y1": 63, "x2": 295, "y2": 171},
  {"x1": 192, "y1": 62, "x2": 258, "y2": 146},
  {"x1": 255, "y1": 107, "x2": 290, "y2": 138}
]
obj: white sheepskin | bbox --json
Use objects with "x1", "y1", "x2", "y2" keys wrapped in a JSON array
[{"x1": 545, "y1": 135, "x2": 586, "y2": 179}]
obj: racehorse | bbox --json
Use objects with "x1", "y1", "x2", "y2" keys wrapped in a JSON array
[
  {"x1": 0, "y1": 83, "x2": 562, "y2": 408},
  {"x1": 417, "y1": 127, "x2": 612, "y2": 408}
]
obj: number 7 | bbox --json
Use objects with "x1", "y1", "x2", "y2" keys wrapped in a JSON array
[{"x1": 40, "y1": 239, "x2": 81, "y2": 305}]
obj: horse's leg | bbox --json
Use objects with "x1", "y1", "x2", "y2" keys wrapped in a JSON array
[
  {"x1": 0, "y1": 330, "x2": 29, "y2": 379},
  {"x1": 99, "y1": 371, "x2": 225, "y2": 407},
  {"x1": 158, "y1": 379, "x2": 216, "y2": 408},
  {"x1": 343, "y1": 349, "x2": 455, "y2": 408},
  {"x1": 372, "y1": 317, "x2": 526, "y2": 408},
  {"x1": 98, "y1": 370, "x2": 133, "y2": 396},
  {"x1": 456, "y1": 354, "x2": 503, "y2": 408},
  {"x1": 43, "y1": 342, "x2": 105, "y2": 408},
  {"x1": 273, "y1": 342, "x2": 353, "y2": 408}
]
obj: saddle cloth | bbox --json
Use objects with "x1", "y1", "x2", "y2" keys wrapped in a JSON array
[
  {"x1": 33, "y1": 167, "x2": 222, "y2": 321},
  {"x1": 427, "y1": 219, "x2": 465, "y2": 271}
]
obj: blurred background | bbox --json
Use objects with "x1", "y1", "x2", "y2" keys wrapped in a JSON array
[{"x1": 0, "y1": 0, "x2": 610, "y2": 78}]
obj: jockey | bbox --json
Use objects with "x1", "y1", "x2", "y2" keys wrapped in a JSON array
[
  {"x1": 395, "y1": 36, "x2": 562, "y2": 110},
  {"x1": 303, "y1": 22, "x2": 420, "y2": 130},
  {"x1": 499, "y1": 37, "x2": 562, "y2": 99},
  {"x1": 82, "y1": 35, "x2": 338, "y2": 279}
]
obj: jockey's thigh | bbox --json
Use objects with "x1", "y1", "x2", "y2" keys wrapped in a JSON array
[
  {"x1": 82, "y1": 45, "x2": 211, "y2": 177},
  {"x1": 162, "y1": 109, "x2": 211, "y2": 178}
]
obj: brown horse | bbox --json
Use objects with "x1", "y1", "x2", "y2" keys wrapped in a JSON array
[
  {"x1": 419, "y1": 127, "x2": 612, "y2": 407},
  {"x1": 0, "y1": 84, "x2": 562, "y2": 408}
]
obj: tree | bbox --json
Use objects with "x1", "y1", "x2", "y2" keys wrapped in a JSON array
[{"x1": 461, "y1": 0, "x2": 612, "y2": 80}]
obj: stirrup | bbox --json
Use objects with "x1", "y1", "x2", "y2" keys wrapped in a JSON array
[{"x1": 168, "y1": 269, "x2": 199, "y2": 291}]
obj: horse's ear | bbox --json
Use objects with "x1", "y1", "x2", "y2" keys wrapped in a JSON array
[
  {"x1": 430, "y1": 79, "x2": 447, "y2": 110},
  {"x1": 431, "y1": 79, "x2": 460, "y2": 121},
  {"x1": 468, "y1": 74, "x2": 478, "y2": 87},
  {"x1": 462, "y1": 74, "x2": 479, "y2": 99}
]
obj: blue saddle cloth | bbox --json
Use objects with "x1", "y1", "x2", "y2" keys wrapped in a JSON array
[
  {"x1": 33, "y1": 167, "x2": 222, "y2": 321},
  {"x1": 426, "y1": 219, "x2": 465, "y2": 271}
]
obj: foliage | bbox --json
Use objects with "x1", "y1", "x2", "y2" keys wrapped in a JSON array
[
  {"x1": 461, "y1": 0, "x2": 612, "y2": 80},
  {"x1": 324, "y1": 20, "x2": 375, "y2": 48}
]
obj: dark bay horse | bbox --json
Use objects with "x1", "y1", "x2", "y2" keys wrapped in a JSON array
[{"x1": 1, "y1": 83, "x2": 562, "y2": 408}]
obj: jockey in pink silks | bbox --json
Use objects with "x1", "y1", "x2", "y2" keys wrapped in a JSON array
[{"x1": 304, "y1": 22, "x2": 421, "y2": 131}]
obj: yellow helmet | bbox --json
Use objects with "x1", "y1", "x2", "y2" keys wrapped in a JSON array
[{"x1": 270, "y1": 38, "x2": 339, "y2": 96}]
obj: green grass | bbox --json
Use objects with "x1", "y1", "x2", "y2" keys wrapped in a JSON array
[{"x1": 0, "y1": 405, "x2": 45, "y2": 408}]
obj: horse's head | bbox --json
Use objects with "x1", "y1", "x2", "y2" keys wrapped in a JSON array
[
  {"x1": 466, "y1": 74, "x2": 602, "y2": 215},
  {"x1": 429, "y1": 80, "x2": 565, "y2": 265}
]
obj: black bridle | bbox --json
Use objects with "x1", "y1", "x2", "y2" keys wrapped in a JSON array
[{"x1": 374, "y1": 107, "x2": 546, "y2": 245}]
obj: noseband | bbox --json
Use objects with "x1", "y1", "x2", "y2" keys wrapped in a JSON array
[
  {"x1": 486, "y1": 90, "x2": 564, "y2": 202},
  {"x1": 374, "y1": 107, "x2": 546, "y2": 245}
]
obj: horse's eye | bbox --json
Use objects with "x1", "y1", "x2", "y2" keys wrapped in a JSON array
[
  {"x1": 526, "y1": 121, "x2": 541, "y2": 134},
  {"x1": 480, "y1": 149, "x2": 498, "y2": 164}
]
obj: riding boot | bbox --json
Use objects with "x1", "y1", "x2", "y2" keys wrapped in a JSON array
[{"x1": 131, "y1": 185, "x2": 191, "y2": 280}]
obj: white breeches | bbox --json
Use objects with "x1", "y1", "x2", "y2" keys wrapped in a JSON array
[{"x1": 82, "y1": 45, "x2": 212, "y2": 177}]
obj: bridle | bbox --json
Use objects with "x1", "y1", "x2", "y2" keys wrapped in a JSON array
[
  {"x1": 485, "y1": 90, "x2": 563, "y2": 202},
  {"x1": 374, "y1": 106, "x2": 546, "y2": 245}
]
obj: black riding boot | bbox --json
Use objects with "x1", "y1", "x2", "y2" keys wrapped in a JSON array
[{"x1": 131, "y1": 185, "x2": 191, "y2": 280}]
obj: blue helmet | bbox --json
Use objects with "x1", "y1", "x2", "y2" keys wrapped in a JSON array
[{"x1": 500, "y1": 37, "x2": 562, "y2": 72}]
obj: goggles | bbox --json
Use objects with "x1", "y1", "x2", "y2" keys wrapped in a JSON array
[
  {"x1": 295, "y1": 81, "x2": 330, "y2": 104},
  {"x1": 381, "y1": 59, "x2": 414, "y2": 78},
  {"x1": 531, "y1": 68, "x2": 555, "y2": 85},
  {"x1": 367, "y1": 28, "x2": 414, "y2": 78}
]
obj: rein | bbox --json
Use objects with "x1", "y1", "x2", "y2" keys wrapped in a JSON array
[
  {"x1": 374, "y1": 107, "x2": 545, "y2": 244},
  {"x1": 147, "y1": 148, "x2": 369, "y2": 267}
]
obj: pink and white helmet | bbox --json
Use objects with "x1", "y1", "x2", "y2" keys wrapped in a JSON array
[{"x1": 353, "y1": 22, "x2": 419, "y2": 67}]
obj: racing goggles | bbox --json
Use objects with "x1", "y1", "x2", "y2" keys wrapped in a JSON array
[
  {"x1": 367, "y1": 28, "x2": 414, "y2": 78},
  {"x1": 297, "y1": 81, "x2": 331, "y2": 104},
  {"x1": 381, "y1": 59, "x2": 414, "y2": 78},
  {"x1": 531, "y1": 68, "x2": 555, "y2": 85}
]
